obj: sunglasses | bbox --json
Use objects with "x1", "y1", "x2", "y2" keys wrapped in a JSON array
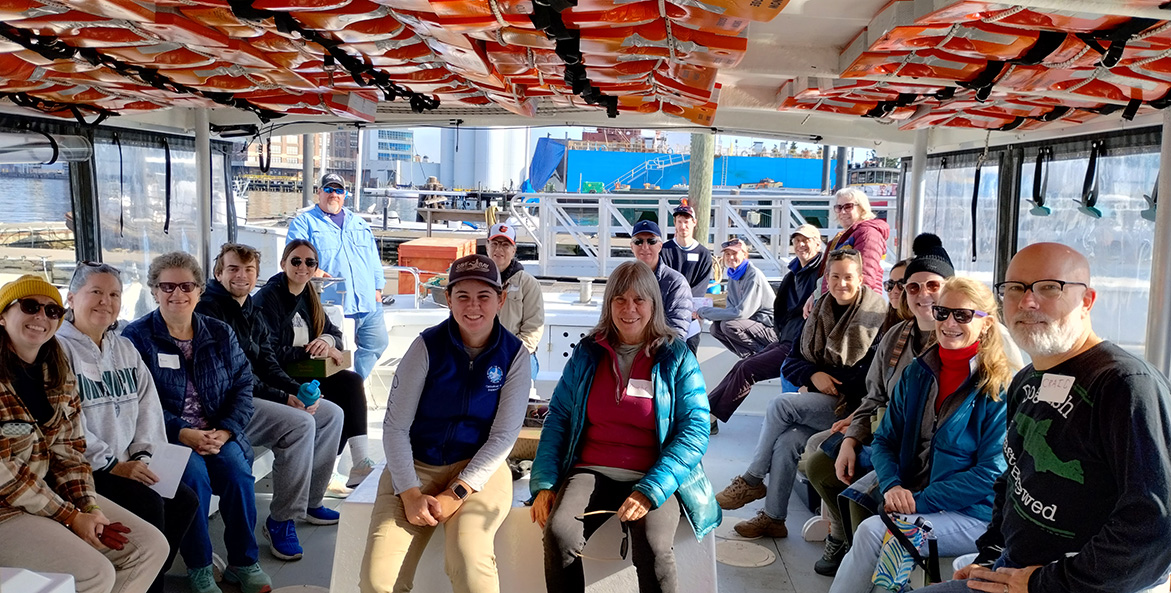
[
  {"x1": 156, "y1": 282, "x2": 199, "y2": 294},
  {"x1": 289, "y1": 257, "x2": 318, "y2": 269},
  {"x1": 574, "y1": 510, "x2": 630, "y2": 560},
  {"x1": 322, "y1": 186, "x2": 346, "y2": 195},
  {"x1": 883, "y1": 279, "x2": 905, "y2": 292},
  {"x1": 905, "y1": 280, "x2": 943, "y2": 296},
  {"x1": 833, "y1": 202, "x2": 857, "y2": 213},
  {"x1": 11, "y1": 298, "x2": 65, "y2": 320},
  {"x1": 632, "y1": 237, "x2": 659, "y2": 246},
  {"x1": 931, "y1": 305, "x2": 988, "y2": 324}
]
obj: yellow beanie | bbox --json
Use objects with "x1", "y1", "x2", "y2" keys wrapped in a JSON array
[{"x1": 0, "y1": 275, "x2": 64, "y2": 325}]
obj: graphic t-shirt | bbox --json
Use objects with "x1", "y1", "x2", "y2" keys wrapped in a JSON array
[{"x1": 993, "y1": 341, "x2": 1171, "y2": 593}]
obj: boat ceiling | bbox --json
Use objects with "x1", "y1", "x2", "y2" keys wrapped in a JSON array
[{"x1": 2, "y1": 0, "x2": 1169, "y2": 154}]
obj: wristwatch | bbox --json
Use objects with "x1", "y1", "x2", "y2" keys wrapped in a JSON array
[{"x1": 451, "y1": 483, "x2": 470, "y2": 500}]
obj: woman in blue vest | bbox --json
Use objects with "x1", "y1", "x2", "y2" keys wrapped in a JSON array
[
  {"x1": 360, "y1": 254, "x2": 531, "y2": 593},
  {"x1": 530, "y1": 260, "x2": 720, "y2": 593}
]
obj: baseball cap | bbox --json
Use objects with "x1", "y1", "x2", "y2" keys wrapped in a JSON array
[
  {"x1": 672, "y1": 199, "x2": 696, "y2": 219},
  {"x1": 721, "y1": 237, "x2": 747, "y2": 253},
  {"x1": 790, "y1": 224, "x2": 820, "y2": 241},
  {"x1": 447, "y1": 254, "x2": 501, "y2": 291},
  {"x1": 320, "y1": 173, "x2": 347, "y2": 190},
  {"x1": 631, "y1": 220, "x2": 661, "y2": 238},
  {"x1": 488, "y1": 222, "x2": 516, "y2": 245}
]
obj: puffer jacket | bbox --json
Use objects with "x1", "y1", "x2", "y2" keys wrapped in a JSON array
[
  {"x1": 870, "y1": 347, "x2": 1007, "y2": 522},
  {"x1": 530, "y1": 336, "x2": 721, "y2": 540},
  {"x1": 821, "y1": 217, "x2": 890, "y2": 294},
  {"x1": 122, "y1": 310, "x2": 254, "y2": 458},
  {"x1": 252, "y1": 272, "x2": 346, "y2": 367}
]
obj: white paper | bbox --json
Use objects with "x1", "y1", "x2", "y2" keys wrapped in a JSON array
[
  {"x1": 147, "y1": 443, "x2": 192, "y2": 499},
  {"x1": 1037, "y1": 374, "x2": 1075, "y2": 405},
  {"x1": 692, "y1": 297, "x2": 713, "y2": 309},
  {"x1": 157, "y1": 353, "x2": 180, "y2": 370},
  {"x1": 686, "y1": 319, "x2": 702, "y2": 339}
]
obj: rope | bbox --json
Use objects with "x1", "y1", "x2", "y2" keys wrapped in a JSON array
[
  {"x1": 1042, "y1": 45, "x2": 1091, "y2": 69},
  {"x1": 981, "y1": 5, "x2": 1028, "y2": 24},
  {"x1": 487, "y1": 0, "x2": 508, "y2": 29}
]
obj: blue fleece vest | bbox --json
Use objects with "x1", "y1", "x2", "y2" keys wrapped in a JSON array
[{"x1": 410, "y1": 317, "x2": 523, "y2": 466}]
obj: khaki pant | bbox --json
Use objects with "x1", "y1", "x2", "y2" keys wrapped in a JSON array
[
  {"x1": 360, "y1": 459, "x2": 513, "y2": 593},
  {"x1": 0, "y1": 493, "x2": 168, "y2": 593}
]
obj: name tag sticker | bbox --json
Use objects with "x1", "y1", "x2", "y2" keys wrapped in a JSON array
[
  {"x1": 686, "y1": 253, "x2": 700, "y2": 262},
  {"x1": 158, "y1": 353, "x2": 181, "y2": 370},
  {"x1": 626, "y1": 379, "x2": 654, "y2": 399},
  {"x1": 1038, "y1": 373, "x2": 1075, "y2": 404}
]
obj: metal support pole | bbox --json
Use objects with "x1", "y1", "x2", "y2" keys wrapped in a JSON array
[
  {"x1": 69, "y1": 127, "x2": 101, "y2": 263},
  {"x1": 195, "y1": 109, "x2": 212, "y2": 272},
  {"x1": 1144, "y1": 111, "x2": 1171, "y2": 373},
  {"x1": 835, "y1": 146, "x2": 847, "y2": 191},
  {"x1": 302, "y1": 133, "x2": 313, "y2": 208},
  {"x1": 994, "y1": 148, "x2": 1022, "y2": 285},
  {"x1": 353, "y1": 128, "x2": 364, "y2": 212},
  {"x1": 903, "y1": 129, "x2": 929, "y2": 258},
  {"x1": 821, "y1": 145, "x2": 832, "y2": 194},
  {"x1": 688, "y1": 133, "x2": 715, "y2": 244},
  {"x1": 598, "y1": 200, "x2": 610, "y2": 277}
]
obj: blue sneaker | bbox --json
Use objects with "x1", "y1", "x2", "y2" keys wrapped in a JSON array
[
  {"x1": 223, "y1": 563, "x2": 272, "y2": 593},
  {"x1": 263, "y1": 516, "x2": 303, "y2": 561},
  {"x1": 305, "y1": 505, "x2": 340, "y2": 525}
]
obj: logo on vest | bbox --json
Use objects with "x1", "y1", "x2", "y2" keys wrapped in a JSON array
[{"x1": 487, "y1": 365, "x2": 504, "y2": 385}]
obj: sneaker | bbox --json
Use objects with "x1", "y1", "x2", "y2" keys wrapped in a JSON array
[
  {"x1": 814, "y1": 535, "x2": 850, "y2": 576},
  {"x1": 710, "y1": 419, "x2": 719, "y2": 435},
  {"x1": 715, "y1": 476, "x2": 767, "y2": 510},
  {"x1": 346, "y1": 457, "x2": 377, "y2": 488},
  {"x1": 223, "y1": 563, "x2": 273, "y2": 593},
  {"x1": 734, "y1": 511, "x2": 788, "y2": 539},
  {"x1": 325, "y1": 473, "x2": 353, "y2": 499},
  {"x1": 263, "y1": 516, "x2": 304, "y2": 561},
  {"x1": 187, "y1": 565, "x2": 222, "y2": 593},
  {"x1": 305, "y1": 505, "x2": 340, "y2": 525}
]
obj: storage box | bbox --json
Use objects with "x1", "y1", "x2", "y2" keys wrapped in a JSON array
[
  {"x1": 285, "y1": 350, "x2": 353, "y2": 378},
  {"x1": 397, "y1": 237, "x2": 476, "y2": 294}
]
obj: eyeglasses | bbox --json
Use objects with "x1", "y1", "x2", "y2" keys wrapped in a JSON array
[
  {"x1": 488, "y1": 239, "x2": 514, "y2": 249},
  {"x1": 289, "y1": 257, "x2": 318, "y2": 269},
  {"x1": 632, "y1": 237, "x2": 660, "y2": 246},
  {"x1": 905, "y1": 280, "x2": 942, "y2": 296},
  {"x1": 883, "y1": 279, "x2": 905, "y2": 292},
  {"x1": 156, "y1": 282, "x2": 199, "y2": 294},
  {"x1": 994, "y1": 279, "x2": 1087, "y2": 301},
  {"x1": 574, "y1": 510, "x2": 630, "y2": 560},
  {"x1": 931, "y1": 305, "x2": 988, "y2": 324},
  {"x1": 833, "y1": 202, "x2": 857, "y2": 213},
  {"x1": 322, "y1": 186, "x2": 346, "y2": 195},
  {"x1": 11, "y1": 298, "x2": 65, "y2": 320}
]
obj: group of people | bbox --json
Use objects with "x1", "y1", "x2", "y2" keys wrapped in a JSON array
[{"x1": 4, "y1": 180, "x2": 1171, "y2": 593}]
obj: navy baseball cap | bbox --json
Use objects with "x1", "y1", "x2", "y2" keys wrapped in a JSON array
[{"x1": 631, "y1": 220, "x2": 661, "y2": 237}]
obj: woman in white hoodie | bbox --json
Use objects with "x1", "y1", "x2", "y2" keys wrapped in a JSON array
[{"x1": 58, "y1": 262, "x2": 199, "y2": 593}]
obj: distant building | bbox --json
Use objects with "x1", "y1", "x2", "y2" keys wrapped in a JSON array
[{"x1": 363, "y1": 129, "x2": 414, "y2": 187}]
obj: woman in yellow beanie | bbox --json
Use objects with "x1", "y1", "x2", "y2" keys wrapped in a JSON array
[{"x1": 0, "y1": 274, "x2": 168, "y2": 593}]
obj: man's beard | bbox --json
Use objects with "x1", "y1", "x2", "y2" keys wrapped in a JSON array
[{"x1": 1009, "y1": 310, "x2": 1082, "y2": 358}]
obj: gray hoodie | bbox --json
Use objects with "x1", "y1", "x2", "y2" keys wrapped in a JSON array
[
  {"x1": 697, "y1": 261, "x2": 774, "y2": 323},
  {"x1": 57, "y1": 320, "x2": 167, "y2": 471}
]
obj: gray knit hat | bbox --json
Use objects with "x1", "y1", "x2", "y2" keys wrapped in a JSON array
[{"x1": 904, "y1": 233, "x2": 954, "y2": 278}]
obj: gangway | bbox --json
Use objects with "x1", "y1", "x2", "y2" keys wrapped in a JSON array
[{"x1": 606, "y1": 154, "x2": 691, "y2": 191}]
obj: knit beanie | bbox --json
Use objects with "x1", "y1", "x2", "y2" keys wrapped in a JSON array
[{"x1": 904, "y1": 233, "x2": 954, "y2": 279}]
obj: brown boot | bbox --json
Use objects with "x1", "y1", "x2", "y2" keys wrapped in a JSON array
[
  {"x1": 715, "y1": 476, "x2": 767, "y2": 510},
  {"x1": 734, "y1": 511, "x2": 788, "y2": 539}
]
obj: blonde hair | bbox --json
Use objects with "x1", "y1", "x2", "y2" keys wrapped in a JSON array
[
  {"x1": 834, "y1": 187, "x2": 876, "y2": 221},
  {"x1": 591, "y1": 261, "x2": 676, "y2": 353},
  {"x1": 938, "y1": 277, "x2": 1018, "y2": 399}
]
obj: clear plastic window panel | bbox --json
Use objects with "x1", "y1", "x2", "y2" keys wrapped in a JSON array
[
  {"x1": 0, "y1": 161, "x2": 74, "y2": 285},
  {"x1": 919, "y1": 161, "x2": 1000, "y2": 283}
]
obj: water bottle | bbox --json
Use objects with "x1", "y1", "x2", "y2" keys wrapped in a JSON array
[{"x1": 297, "y1": 380, "x2": 321, "y2": 407}]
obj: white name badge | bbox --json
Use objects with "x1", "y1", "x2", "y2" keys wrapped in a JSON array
[
  {"x1": 626, "y1": 379, "x2": 655, "y2": 399},
  {"x1": 1038, "y1": 373, "x2": 1075, "y2": 405},
  {"x1": 158, "y1": 353, "x2": 181, "y2": 370},
  {"x1": 686, "y1": 253, "x2": 700, "y2": 262}
]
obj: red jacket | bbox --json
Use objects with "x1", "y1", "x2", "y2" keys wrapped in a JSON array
[{"x1": 821, "y1": 217, "x2": 890, "y2": 293}]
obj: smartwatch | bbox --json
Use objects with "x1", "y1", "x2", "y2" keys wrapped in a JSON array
[{"x1": 452, "y1": 483, "x2": 470, "y2": 500}]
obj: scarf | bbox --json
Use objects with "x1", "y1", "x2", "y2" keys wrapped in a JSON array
[
  {"x1": 726, "y1": 260, "x2": 749, "y2": 281},
  {"x1": 500, "y1": 258, "x2": 525, "y2": 285},
  {"x1": 800, "y1": 284, "x2": 888, "y2": 368}
]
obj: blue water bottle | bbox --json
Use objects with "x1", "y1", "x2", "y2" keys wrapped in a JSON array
[{"x1": 297, "y1": 380, "x2": 321, "y2": 406}]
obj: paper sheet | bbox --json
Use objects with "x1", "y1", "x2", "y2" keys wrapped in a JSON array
[{"x1": 147, "y1": 443, "x2": 192, "y2": 499}]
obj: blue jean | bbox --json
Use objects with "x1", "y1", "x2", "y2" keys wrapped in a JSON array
[
  {"x1": 746, "y1": 390, "x2": 839, "y2": 520},
  {"x1": 348, "y1": 305, "x2": 389, "y2": 380},
  {"x1": 180, "y1": 440, "x2": 260, "y2": 569},
  {"x1": 531, "y1": 353, "x2": 539, "y2": 380},
  {"x1": 828, "y1": 511, "x2": 986, "y2": 593}
]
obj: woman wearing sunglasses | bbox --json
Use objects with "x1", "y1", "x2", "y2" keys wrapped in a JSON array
[
  {"x1": 531, "y1": 261, "x2": 719, "y2": 593},
  {"x1": 820, "y1": 188, "x2": 889, "y2": 294},
  {"x1": 253, "y1": 239, "x2": 371, "y2": 491},
  {"x1": 123, "y1": 252, "x2": 272, "y2": 593},
  {"x1": 828, "y1": 277, "x2": 1018, "y2": 593},
  {"x1": 0, "y1": 274, "x2": 167, "y2": 593},
  {"x1": 58, "y1": 262, "x2": 200, "y2": 593}
]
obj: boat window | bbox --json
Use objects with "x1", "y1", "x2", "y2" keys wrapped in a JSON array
[
  {"x1": 919, "y1": 154, "x2": 1000, "y2": 282},
  {"x1": 0, "y1": 160, "x2": 74, "y2": 294}
]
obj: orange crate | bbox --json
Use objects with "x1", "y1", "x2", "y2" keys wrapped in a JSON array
[{"x1": 396, "y1": 237, "x2": 476, "y2": 294}]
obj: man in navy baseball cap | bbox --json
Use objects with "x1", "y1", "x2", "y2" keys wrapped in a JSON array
[{"x1": 629, "y1": 219, "x2": 691, "y2": 340}]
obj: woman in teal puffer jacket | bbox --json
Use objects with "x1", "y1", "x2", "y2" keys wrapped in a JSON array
[{"x1": 529, "y1": 260, "x2": 720, "y2": 593}]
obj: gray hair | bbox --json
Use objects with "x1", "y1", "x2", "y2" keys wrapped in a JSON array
[
  {"x1": 834, "y1": 187, "x2": 876, "y2": 221},
  {"x1": 147, "y1": 251, "x2": 204, "y2": 290},
  {"x1": 591, "y1": 261, "x2": 676, "y2": 352},
  {"x1": 68, "y1": 262, "x2": 123, "y2": 294}
]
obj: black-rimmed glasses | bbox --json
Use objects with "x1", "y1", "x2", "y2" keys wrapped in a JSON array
[
  {"x1": 883, "y1": 279, "x2": 905, "y2": 292},
  {"x1": 574, "y1": 510, "x2": 630, "y2": 560},
  {"x1": 931, "y1": 305, "x2": 988, "y2": 324},
  {"x1": 994, "y1": 279, "x2": 1087, "y2": 301}
]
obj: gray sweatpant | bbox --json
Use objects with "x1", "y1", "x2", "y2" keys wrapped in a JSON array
[{"x1": 246, "y1": 397, "x2": 344, "y2": 521}]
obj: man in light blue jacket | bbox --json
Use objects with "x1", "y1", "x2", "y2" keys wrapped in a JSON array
[{"x1": 286, "y1": 173, "x2": 388, "y2": 380}]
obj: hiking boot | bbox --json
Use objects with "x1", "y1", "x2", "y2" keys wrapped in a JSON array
[
  {"x1": 187, "y1": 565, "x2": 222, "y2": 593},
  {"x1": 814, "y1": 534, "x2": 850, "y2": 576},
  {"x1": 223, "y1": 563, "x2": 273, "y2": 593},
  {"x1": 347, "y1": 457, "x2": 377, "y2": 488},
  {"x1": 305, "y1": 505, "x2": 340, "y2": 525},
  {"x1": 715, "y1": 476, "x2": 766, "y2": 510},
  {"x1": 263, "y1": 516, "x2": 303, "y2": 560},
  {"x1": 734, "y1": 511, "x2": 788, "y2": 539}
]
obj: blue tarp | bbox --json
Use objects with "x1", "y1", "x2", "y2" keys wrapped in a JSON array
[{"x1": 526, "y1": 137, "x2": 567, "y2": 192}]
